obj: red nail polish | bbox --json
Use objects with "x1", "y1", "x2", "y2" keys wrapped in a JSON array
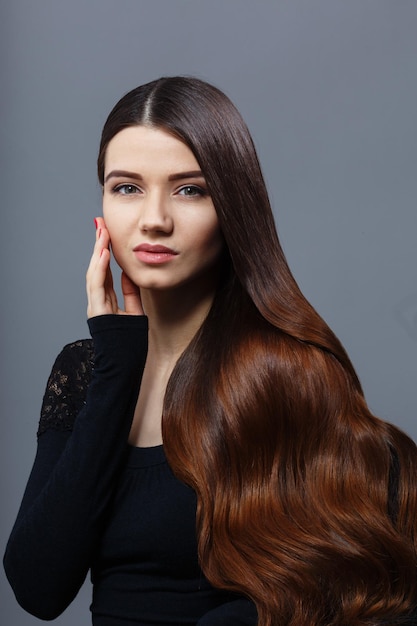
[{"x1": 94, "y1": 218, "x2": 98, "y2": 229}]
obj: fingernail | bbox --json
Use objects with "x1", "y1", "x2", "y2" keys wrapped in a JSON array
[{"x1": 94, "y1": 218, "x2": 98, "y2": 229}]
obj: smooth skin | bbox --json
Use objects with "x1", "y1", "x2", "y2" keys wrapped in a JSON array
[{"x1": 86, "y1": 126, "x2": 224, "y2": 446}]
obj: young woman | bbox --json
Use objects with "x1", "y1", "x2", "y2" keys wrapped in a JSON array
[{"x1": 4, "y1": 76, "x2": 417, "y2": 626}]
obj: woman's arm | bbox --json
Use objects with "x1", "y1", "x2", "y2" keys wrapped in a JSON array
[{"x1": 3, "y1": 314, "x2": 148, "y2": 620}]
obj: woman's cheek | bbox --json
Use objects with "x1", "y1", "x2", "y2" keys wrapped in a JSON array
[
  {"x1": 109, "y1": 240, "x2": 124, "y2": 269},
  {"x1": 105, "y1": 226, "x2": 123, "y2": 266}
]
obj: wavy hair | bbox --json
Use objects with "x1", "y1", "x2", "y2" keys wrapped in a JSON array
[{"x1": 98, "y1": 77, "x2": 417, "y2": 625}]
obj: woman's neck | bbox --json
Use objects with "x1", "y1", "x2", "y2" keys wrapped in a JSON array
[
  {"x1": 129, "y1": 279, "x2": 218, "y2": 448},
  {"x1": 140, "y1": 283, "x2": 215, "y2": 366}
]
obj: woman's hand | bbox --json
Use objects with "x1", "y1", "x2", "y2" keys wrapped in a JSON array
[{"x1": 86, "y1": 217, "x2": 143, "y2": 318}]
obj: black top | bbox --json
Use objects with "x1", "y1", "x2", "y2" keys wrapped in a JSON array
[
  {"x1": 3, "y1": 315, "x2": 257, "y2": 625},
  {"x1": 4, "y1": 315, "x2": 416, "y2": 625}
]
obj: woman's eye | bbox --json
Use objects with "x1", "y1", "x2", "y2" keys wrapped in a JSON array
[
  {"x1": 178, "y1": 185, "x2": 207, "y2": 198},
  {"x1": 114, "y1": 184, "x2": 140, "y2": 195},
  {"x1": 178, "y1": 185, "x2": 206, "y2": 198}
]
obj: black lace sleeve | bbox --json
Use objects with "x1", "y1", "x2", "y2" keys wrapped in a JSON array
[
  {"x1": 37, "y1": 339, "x2": 95, "y2": 436},
  {"x1": 4, "y1": 315, "x2": 148, "y2": 620}
]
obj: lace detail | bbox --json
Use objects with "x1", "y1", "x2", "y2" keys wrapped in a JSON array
[{"x1": 37, "y1": 339, "x2": 95, "y2": 436}]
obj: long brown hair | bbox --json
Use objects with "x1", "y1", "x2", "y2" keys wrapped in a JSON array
[{"x1": 98, "y1": 77, "x2": 417, "y2": 625}]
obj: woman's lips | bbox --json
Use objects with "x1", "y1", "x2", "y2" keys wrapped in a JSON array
[{"x1": 133, "y1": 243, "x2": 178, "y2": 264}]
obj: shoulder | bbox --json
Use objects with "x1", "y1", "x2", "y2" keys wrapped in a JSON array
[
  {"x1": 37, "y1": 339, "x2": 95, "y2": 437},
  {"x1": 53, "y1": 338, "x2": 95, "y2": 377}
]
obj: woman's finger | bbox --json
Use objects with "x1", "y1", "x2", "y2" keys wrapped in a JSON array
[
  {"x1": 121, "y1": 271, "x2": 144, "y2": 316},
  {"x1": 86, "y1": 218, "x2": 119, "y2": 318}
]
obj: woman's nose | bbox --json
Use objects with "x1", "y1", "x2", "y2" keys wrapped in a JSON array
[{"x1": 137, "y1": 191, "x2": 173, "y2": 234}]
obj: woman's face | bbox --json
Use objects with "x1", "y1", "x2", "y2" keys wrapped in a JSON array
[{"x1": 102, "y1": 125, "x2": 224, "y2": 295}]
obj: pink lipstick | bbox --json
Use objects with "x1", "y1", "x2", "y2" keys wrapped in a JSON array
[{"x1": 133, "y1": 243, "x2": 178, "y2": 264}]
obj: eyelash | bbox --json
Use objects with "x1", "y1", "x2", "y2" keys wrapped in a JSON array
[
  {"x1": 111, "y1": 184, "x2": 208, "y2": 198},
  {"x1": 112, "y1": 184, "x2": 141, "y2": 195},
  {"x1": 177, "y1": 185, "x2": 207, "y2": 198}
]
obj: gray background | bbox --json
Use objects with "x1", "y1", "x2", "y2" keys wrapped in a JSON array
[{"x1": 1, "y1": 1, "x2": 416, "y2": 624}]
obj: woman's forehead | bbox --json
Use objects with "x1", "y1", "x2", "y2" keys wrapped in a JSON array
[{"x1": 104, "y1": 126, "x2": 201, "y2": 177}]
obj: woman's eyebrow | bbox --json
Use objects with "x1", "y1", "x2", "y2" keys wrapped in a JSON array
[
  {"x1": 104, "y1": 170, "x2": 142, "y2": 183},
  {"x1": 104, "y1": 169, "x2": 205, "y2": 184},
  {"x1": 168, "y1": 170, "x2": 205, "y2": 181}
]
